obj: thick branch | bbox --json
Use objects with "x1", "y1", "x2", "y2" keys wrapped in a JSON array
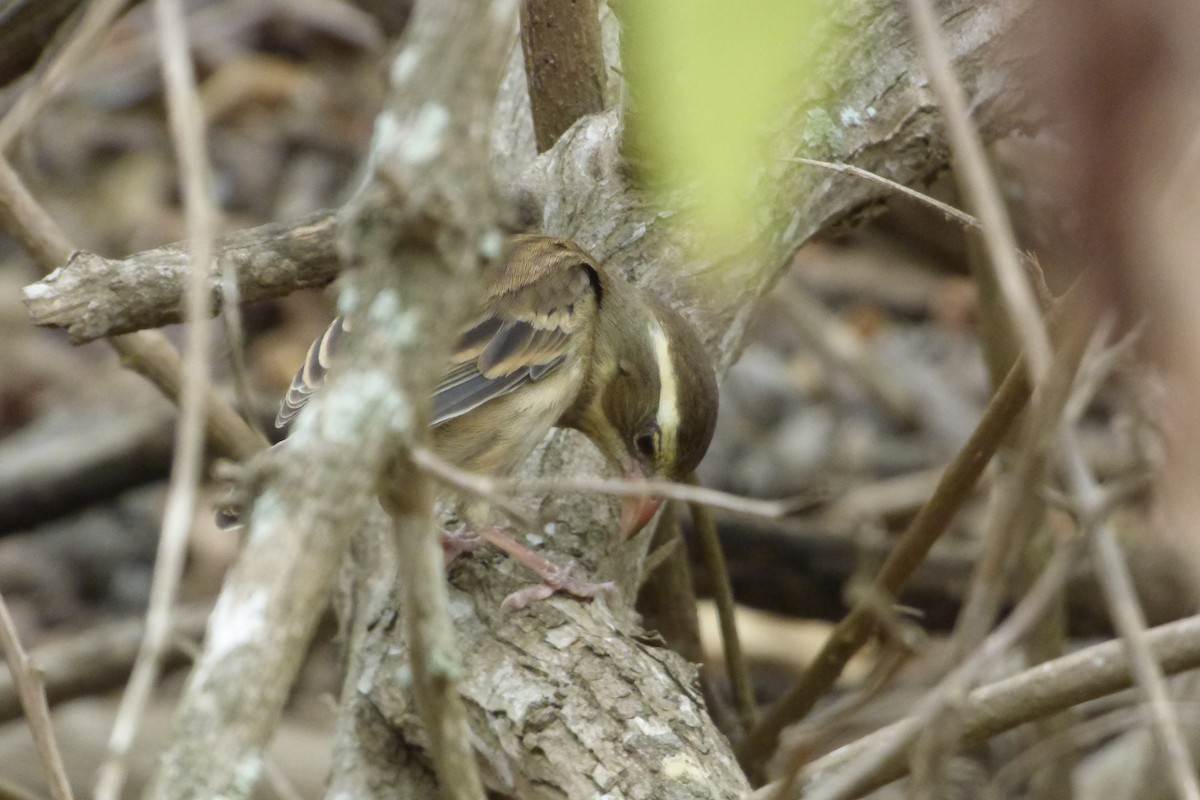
[
  {"x1": 24, "y1": 210, "x2": 339, "y2": 344},
  {"x1": 519, "y1": 0, "x2": 606, "y2": 152}
]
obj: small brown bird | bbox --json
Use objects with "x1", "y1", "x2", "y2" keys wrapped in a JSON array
[{"x1": 277, "y1": 234, "x2": 718, "y2": 602}]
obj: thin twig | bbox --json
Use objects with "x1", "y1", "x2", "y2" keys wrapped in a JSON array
[
  {"x1": 904, "y1": 0, "x2": 1052, "y2": 382},
  {"x1": 219, "y1": 256, "x2": 267, "y2": 442},
  {"x1": 96, "y1": 0, "x2": 218, "y2": 796},
  {"x1": 0, "y1": 591, "x2": 74, "y2": 800},
  {"x1": 949, "y1": 312, "x2": 1090, "y2": 657},
  {"x1": 687, "y1": 474, "x2": 756, "y2": 733},
  {"x1": 0, "y1": 158, "x2": 267, "y2": 461},
  {"x1": 412, "y1": 446, "x2": 815, "y2": 521},
  {"x1": 410, "y1": 447, "x2": 537, "y2": 529},
  {"x1": 0, "y1": 0, "x2": 129, "y2": 155},
  {"x1": 737, "y1": 354, "x2": 1032, "y2": 782},
  {"x1": 1060, "y1": 426, "x2": 1200, "y2": 800},
  {"x1": 754, "y1": 613, "x2": 1200, "y2": 800},
  {"x1": 783, "y1": 157, "x2": 980, "y2": 230}
]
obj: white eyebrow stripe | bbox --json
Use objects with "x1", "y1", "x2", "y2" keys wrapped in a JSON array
[{"x1": 650, "y1": 320, "x2": 679, "y2": 454}]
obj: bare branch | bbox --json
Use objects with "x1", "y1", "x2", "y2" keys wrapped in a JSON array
[
  {"x1": 0, "y1": 158, "x2": 268, "y2": 462},
  {"x1": 144, "y1": 2, "x2": 518, "y2": 797},
  {"x1": 96, "y1": 0, "x2": 220, "y2": 795},
  {"x1": 519, "y1": 0, "x2": 606, "y2": 152},
  {"x1": 904, "y1": 0, "x2": 1052, "y2": 380},
  {"x1": 0, "y1": 591, "x2": 74, "y2": 800},
  {"x1": 755, "y1": 614, "x2": 1200, "y2": 799},
  {"x1": 23, "y1": 211, "x2": 340, "y2": 344},
  {"x1": 1060, "y1": 425, "x2": 1200, "y2": 800},
  {"x1": 738, "y1": 352, "x2": 1032, "y2": 780}
]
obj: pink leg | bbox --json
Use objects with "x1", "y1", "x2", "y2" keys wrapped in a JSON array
[
  {"x1": 441, "y1": 526, "x2": 485, "y2": 566},
  {"x1": 470, "y1": 527, "x2": 616, "y2": 610}
]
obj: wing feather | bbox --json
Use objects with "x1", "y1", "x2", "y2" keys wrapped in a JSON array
[{"x1": 274, "y1": 236, "x2": 601, "y2": 432}]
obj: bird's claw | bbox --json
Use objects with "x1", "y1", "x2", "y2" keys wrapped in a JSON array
[
  {"x1": 501, "y1": 561, "x2": 617, "y2": 611},
  {"x1": 441, "y1": 526, "x2": 485, "y2": 566}
]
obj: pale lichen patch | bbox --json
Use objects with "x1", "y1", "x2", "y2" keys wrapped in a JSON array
[
  {"x1": 479, "y1": 228, "x2": 505, "y2": 260},
  {"x1": 390, "y1": 49, "x2": 420, "y2": 85},
  {"x1": 22, "y1": 280, "x2": 52, "y2": 301},
  {"x1": 399, "y1": 103, "x2": 450, "y2": 164},
  {"x1": 290, "y1": 370, "x2": 413, "y2": 444},
  {"x1": 367, "y1": 288, "x2": 401, "y2": 323},
  {"x1": 370, "y1": 110, "x2": 401, "y2": 156},
  {"x1": 224, "y1": 752, "x2": 263, "y2": 800},
  {"x1": 662, "y1": 752, "x2": 706, "y2": 783},
  {"x1": 337, "y1": 285, "x2": 360, "y2": 317},
  {"x1": 633, "y1": 716, "x2": 671, "y2": 738},
  {"x1": 195, "y1": 588, "x2": 269, "y2": 687}
]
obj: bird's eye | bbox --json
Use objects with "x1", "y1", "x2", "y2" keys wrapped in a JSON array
[{"x1": 636, "y1": 431, "x2": 657, "y2": 458}]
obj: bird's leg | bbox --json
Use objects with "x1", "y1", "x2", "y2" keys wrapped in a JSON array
[
  {"x1": 441, "y1": 525, "x2": 486, "y2": 566},
  {"x1": 470, "y1": 526, "x2": 616, "y2": 610}
]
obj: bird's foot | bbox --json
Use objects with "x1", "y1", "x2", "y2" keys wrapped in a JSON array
[
  {"x1": 463, "y1": 525, "x2": 615, "y2": 611},
  {"x1": 501, "y1": 561, "x2": 617, "y2": 611},
  {"x1": 441, "y1": 525, "x2": 486, "y2": 567}
]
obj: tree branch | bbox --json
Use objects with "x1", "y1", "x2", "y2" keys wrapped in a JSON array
[
  {"x1": 0, "y1": 158, "x2": 267, "y2": 463},
  {"x1": 143, "y1": 1, "x2": 517, "y2": 797},
  {"x1": 519, "y1": 0, "x2": 606, "y2": 152},
  {"x1": 737, "y1": 354, "x2": 1031, "y2": 779},
  {"x1": 755, "y1": 614, "x2": 1200, "y2": 799},
  {"x1": 24, "y1": 211, "x2": 339, "y2": 344}
]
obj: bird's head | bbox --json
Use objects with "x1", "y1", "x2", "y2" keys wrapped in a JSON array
[{"x1": 572, "y1": 286, "x2": 719, "y2": 539}]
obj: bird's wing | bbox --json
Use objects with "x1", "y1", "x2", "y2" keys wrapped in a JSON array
[
  {"x1": 431, "y1": 244, "x2": 599, "y2": 424},
  {"x1": 276, "y1": 315, "x2": 347, "y2": 429},
  {"x1": 275, "y1": 239, "x2": 601, "y2": 431}
]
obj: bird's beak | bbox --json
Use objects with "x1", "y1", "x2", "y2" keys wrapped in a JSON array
[{"x1": 619, "y1": 465, "x2": 663, "y2": 540}]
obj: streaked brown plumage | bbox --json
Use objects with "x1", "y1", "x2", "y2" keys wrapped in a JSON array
[
  {"x1": 281, "y1": 235, "x2": 717, "y2": 498},
  {"x1": 272, "y1": 234, "x2": 718, "y2": 602},
  {"x1": 280, "y1": 235, "x2": 608, "y2": 479}
]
